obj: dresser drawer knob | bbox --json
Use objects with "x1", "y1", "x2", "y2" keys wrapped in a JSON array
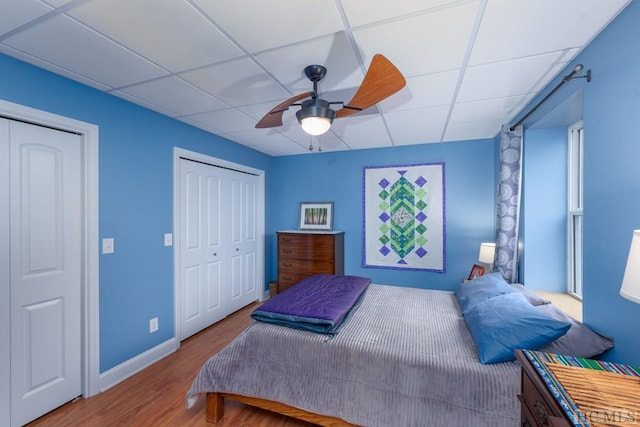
[
  {"x1": 282, "y1": 263, "x2": 292, "y2": 267},
  {"x1": 534, "y1": 400, "x2": 548, "y2": 424}
]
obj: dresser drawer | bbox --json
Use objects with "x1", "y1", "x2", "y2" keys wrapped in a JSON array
[
  {"x1": 278, "y1": 235, "x2": 335, "y2": 261},
  {"x1": 279, "y1": 259, "x2": 335, "y2": 274},
  {"x1": 519, "y1": 369, "x2": 569, "y2": 427},
  {"x1": 278, "y1": 233, "x2": 334, "y2": 246},
  {"x1": 277, "y1": 272, "x2": 310, "y2": 292}
]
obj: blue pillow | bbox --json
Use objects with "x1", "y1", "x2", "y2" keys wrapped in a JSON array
[
  {"x1": 463, "y1": 292, "x2": 571, "y2": 364},
  {"x1": 454, "y1": 272, "x2": 516, "y2": 313}
]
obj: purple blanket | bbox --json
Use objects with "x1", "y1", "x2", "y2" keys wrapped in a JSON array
[{"x1": 251, "y1": 274, "x2": 371, "y2": 335}]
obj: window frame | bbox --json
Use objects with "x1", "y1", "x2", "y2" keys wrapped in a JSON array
[{"x1": 567, "y1": 120, "x2": 584, "y2": 299}]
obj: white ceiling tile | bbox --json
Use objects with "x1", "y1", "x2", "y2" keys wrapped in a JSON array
[
  {"x1": 193, "y1": 0, "x2": 344, "y2": 53},
  {"x1": 340, "y1": 0, "x2": 464, "y2": 27},
  {"x1": 457, "y1": 53, "x2": 571, "y2": 103},
  {"x1": 385, "y1": 105, "x2": 449, "y2": 145},
  {"x1": 0, "y1": 0, "x2": 52, "y2": 35},
  {"x1": 379, "y1": 70, "x2": 460, "y2": 113},
  {"x1": 186, "y1": 108, "x2": 256, "y2": 134},
  {"x1": 312, "y1": 133, "x2": 350, "y2": 152},
  {"x1": 118, "y1": 76, "x2": 228, "y2": 116},
  {"x1": 330, "y1": 114, "x2": 392, "y2": 149},
  {"x1": 449, "y1": 95, "x2": 530, "y2": 125},
  {"x1": 41, "y1": 0, "x2": 75, "y2": 6},
  {"x1": 3, "y1": 14, "x2": 167, "y2": 87},
  {"x1": 112, "y1": 90, "x2": 177, "y2": 117},
  {"x1": 469, "y1": 0, "x2": 630, "y2": 66},
  {"x1": 0, "y1": 43, "x2": 114, "y2": 91},
  {"x1": 227, "y1": 129, "x2": 309, "y2": 156},
  {"x1": 253, "y1": 33, "x2": 364, "y2": 93},
  {"x1": 352, "y1": 2, "x2": 479, "y2": 77},
  {"x1": 442, "y1": 120, "x2": 503, "y2": 142},
  {"x1": 66, "y1": 0, "x2": 244, "y2": 72},
  {"x1": 181, "y1": 57, "x2": 291, "y2": 106}
]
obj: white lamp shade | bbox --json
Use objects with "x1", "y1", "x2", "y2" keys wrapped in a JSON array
[
  {"x1": 620, "y1": 230, "x2": 640, "y2": 304},
  {"x1": 478, "y1": 242, "x2": 496, "y2": 264},
  {"x1": 300, "y1": 116, "x2": 331, "y2": 136}
]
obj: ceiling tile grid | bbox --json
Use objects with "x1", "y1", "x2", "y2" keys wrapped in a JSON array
[{"x1": 0, "y1": 0, "x2": 632, "y2": 156}]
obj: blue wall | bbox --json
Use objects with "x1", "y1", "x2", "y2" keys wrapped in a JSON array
[
  {"x1": 514, "y1": 2, "x2": 640, "y2": 365},
  {"x1": 521, "y1": 127, "x2": 567, "y2": 292},
  {"x1": 0, "y1": 54, "x2": 274, "y2": 372},
  {"x1": 270, "y1": 139, "x2": 497, "y2": 290},
  {"x1": 577, "y1": 1, "x2": 640, "y2": 365}
]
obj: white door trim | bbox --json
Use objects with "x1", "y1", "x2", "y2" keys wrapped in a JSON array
[
  {"x1": 0, "y1": 99, "x2": 100, "y2": 398},
  {"x1": 173, "y1": 147, "x2": 265, "y2": 342}
]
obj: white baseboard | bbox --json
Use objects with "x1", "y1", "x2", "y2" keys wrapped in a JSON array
[
  {"x1": 98, "y1": 337, "x2": 178, "y2": 393},
  {"x1": 261, "y1": 289, "x2": 270, "y2": 301}
]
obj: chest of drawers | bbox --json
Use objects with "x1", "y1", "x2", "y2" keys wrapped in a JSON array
[
  {"x1": 276, "y1": 231, "x2": 344, "y2": 293},
  {"x1": 516, "y1": 350, "x2": 570, "y2": 426},
  {"x1": 515, "y1": 349, "x2": 640, "y2": 427}
]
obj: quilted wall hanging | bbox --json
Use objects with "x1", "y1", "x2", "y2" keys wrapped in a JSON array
[{"x1": 363, "y1": 162, "x2": 445, "y2": 272}]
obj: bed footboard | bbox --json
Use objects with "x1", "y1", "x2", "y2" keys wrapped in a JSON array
[{"x1": 205, "y1": 392, "x2": 357, "y2": 426}]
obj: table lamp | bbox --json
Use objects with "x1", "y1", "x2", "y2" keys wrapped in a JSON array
[
  {"x1": 478, "y1": 242, "x2": 496, "y2": 273},
  {"x1": 620, "y1": 230, "x2": 640, "y2": 304}
]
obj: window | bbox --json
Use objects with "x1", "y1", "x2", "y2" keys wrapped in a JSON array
[{"x1": 567, "y1": 121, "x2": 583, "y2": 298}]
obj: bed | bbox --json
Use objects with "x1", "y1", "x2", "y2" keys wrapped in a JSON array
[{"x1": 185, "y1": 274, "x2": 613, "y2": 426}]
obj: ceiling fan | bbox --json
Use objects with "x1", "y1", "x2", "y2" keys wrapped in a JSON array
[{"x1": 255, "y1": 54, "x2": 406, "y2": 136}]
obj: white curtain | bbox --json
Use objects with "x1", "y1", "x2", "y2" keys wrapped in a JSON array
[{"x1": 494, "y1": 124, "x2": 523, "y2": 283}]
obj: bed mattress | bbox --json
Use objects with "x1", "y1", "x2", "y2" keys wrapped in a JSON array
[{"x1": 186, "y1": 284, "x2": 520, "y2": 426}]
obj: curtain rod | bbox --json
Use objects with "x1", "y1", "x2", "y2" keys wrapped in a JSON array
[{"x1": 509, "y1": 64, "x2": 591, "y2": 132}]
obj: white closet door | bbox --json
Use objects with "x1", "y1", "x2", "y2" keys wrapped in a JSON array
[
  {"x1": 178, "y1": 158, "x2": 259, "y2": 339},
  {"x1": 228, "y1": 174, "x2": 257, "y2": 312},
  {"x1": 8, "y1": 120, "x2": 82, "y2": 426},
  {"x1": 0, "y1": 119, "x2": 10, "y2": 426},
  {"x1": 179, "y1": 159, "x2": 225, "y2": 339}
]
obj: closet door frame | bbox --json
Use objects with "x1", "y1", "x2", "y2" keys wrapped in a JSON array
[
  {"x1": 0, "y1": 99, "x2": 100, "y2": 409},
  {"x1": 172, "y1": 147, "x2": 265, "y2": 342}
]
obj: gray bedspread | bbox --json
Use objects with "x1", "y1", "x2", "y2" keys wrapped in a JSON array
[{"x1": 186, "y1": 284, "x2": 520, "y2": 426}]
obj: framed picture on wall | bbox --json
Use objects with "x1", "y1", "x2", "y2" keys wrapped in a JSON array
[
  {"x1": 299, "y1": 202, "x2": 333, "y2": 231},
  {"x1": 467, "y1": 264, "x2": 486, "y2": 281}
]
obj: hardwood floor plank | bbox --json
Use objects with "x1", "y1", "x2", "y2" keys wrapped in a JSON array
[{"x1": 27, "y1": 302, "x2": 314, "y2": 426}]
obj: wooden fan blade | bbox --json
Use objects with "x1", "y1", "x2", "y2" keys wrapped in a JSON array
[
  {"x1": 255, "y1": 92, "x2": 313, "y2": 128},
  {"x1": 335, "y1": 54, "x2": 405, "y2": 118}
]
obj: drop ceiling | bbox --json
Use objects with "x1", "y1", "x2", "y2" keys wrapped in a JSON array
[{"x1": 0, "y1": 0, "x2": 630, "y2": 156}]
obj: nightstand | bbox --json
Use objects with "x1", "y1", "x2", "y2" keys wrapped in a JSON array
[{"x1": 515, "y1": 350, "x2": 640, "y2": 427}]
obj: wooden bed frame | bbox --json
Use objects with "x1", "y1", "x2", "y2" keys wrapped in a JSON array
[{"x1": 205, "y1": 392, "x2": 358, "y2": 426}]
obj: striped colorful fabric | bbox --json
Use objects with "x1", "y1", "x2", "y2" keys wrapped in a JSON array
[{"x1": 523, "y1": 350, "x2": 640, "y2": 426}]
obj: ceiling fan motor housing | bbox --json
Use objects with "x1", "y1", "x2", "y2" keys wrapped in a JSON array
[{"x1": 295, "y1": 98, "x2": 336, "y2": 124}]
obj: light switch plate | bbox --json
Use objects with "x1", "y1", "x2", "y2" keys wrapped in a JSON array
[
  {"x1": 164, "y1": 233, "x2": 173, "y2": 247},
  {"x1": 102, "y1": 238, "x2": 114, "y2": 254}
]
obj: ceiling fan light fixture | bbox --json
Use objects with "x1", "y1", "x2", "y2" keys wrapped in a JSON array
[
  {"x1": 300, "y1": 116, "x2": 331, "y2": 136},
  {"x1": 296, "y1": 99, "x2": 335, "y2": 136}
]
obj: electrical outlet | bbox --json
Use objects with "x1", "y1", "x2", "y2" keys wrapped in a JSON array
[{"x1": 149, "y1": 317, "x2": 158, "y2": 333}]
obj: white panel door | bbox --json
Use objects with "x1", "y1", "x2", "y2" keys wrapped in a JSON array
[
  {"x1": 179, "y1": 159, "x2": 224, "y2": 339},
  {"x1": 178, "y1": 158, "x2": 258, "y2": 339},
  {"x1": 0, "y1": 119, "x2": 11, "y2": 427},
  {"x1": 228, "y1": 175, "x2": 257, "y2": 312},
  {"x1": 8, "y1": 120, "x2": 82, "y2": 427}
]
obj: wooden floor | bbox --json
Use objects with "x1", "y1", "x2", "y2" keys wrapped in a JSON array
[{"x1": 28, "y1": 302, "x2": 314, "y2": 427}]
